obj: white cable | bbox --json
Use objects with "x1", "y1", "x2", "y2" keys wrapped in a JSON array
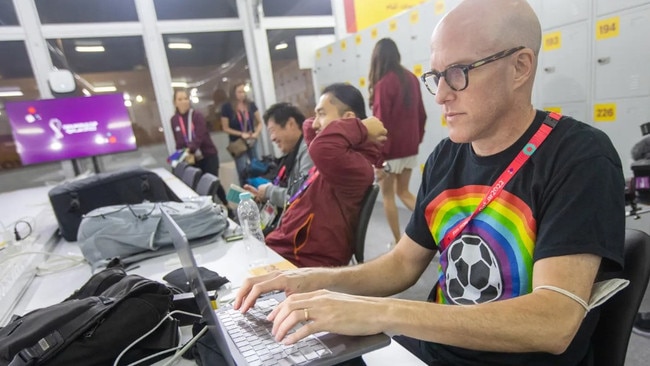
[
  {"x1": 114, "y1": 310, "x2": 202, "y2": 366},
  {"x1": 160, "y1": 325, "x2": 209, "y2": 366}
]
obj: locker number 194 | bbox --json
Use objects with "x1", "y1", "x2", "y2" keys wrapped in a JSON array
[{"x1": 596, "y1": 17, "x2": 620, "y2": 40}]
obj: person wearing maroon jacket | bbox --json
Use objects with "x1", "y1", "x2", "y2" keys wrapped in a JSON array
[
  {"x1": 369, "y1": 37, "x2": 427, "y2": 245},
  {"x1": 170, "y1": 89, "x2": 227, "y2": 206},
  {"x1": 266, "y1": 83, "x2": 387, "y2": 267}
]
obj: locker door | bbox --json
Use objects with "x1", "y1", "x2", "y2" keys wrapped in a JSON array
[
  {"x1": 539, "y1": 22, "x2": 590, "y2": 104},
  {"x1": 337, "y1": 37, "x2": 358, "y2": 86},
  {"x1": 539, "y1": 0, "x2": 589, "y2": 29},
  {"x1": 593, "y1": 6, "x2": 650, "y2": 100},
  {"x1": 403, "y1": 2, "x2": 438, "y2": 65},
  {"x1": 592, "y1": 97, "x2": 650, "y2": 175},
  {"x1": 596, "y1": 0, "x2": 649, "y2": 16},
  {"x1": 540, "y1": 102, "x2": 589, "y2": 124}
]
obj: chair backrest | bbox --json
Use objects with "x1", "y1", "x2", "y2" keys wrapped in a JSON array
[
  {"x1": 195, "y1": 173, "x2": 220, "y2": 198},
  {"x1": 172, "y1": 161, "x2": 189, "y2": 179},
  {"x1": 589, "y1": 228, "x2": 650, "y2": 366},
  {"x1": 181, "y1": 166, "x2": 202, "y2": 190},
  {"x1": 352, "y1": 184, "x2": 380, "y2": 264}
]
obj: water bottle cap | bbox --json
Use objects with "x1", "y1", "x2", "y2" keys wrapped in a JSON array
[{"x1": 239, "y1": 192, "x2": 252, "y2": 200}]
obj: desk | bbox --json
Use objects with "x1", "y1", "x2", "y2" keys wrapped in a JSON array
[
  {"x1": 8, "y1": 166, "x2": 425, "y2": 365},
  {"x1": 151, "y1": 167, "x2": 198, "y2": 200},
  {"x1": 0, "y1": 185, "x2": 59, "y2": 325}
]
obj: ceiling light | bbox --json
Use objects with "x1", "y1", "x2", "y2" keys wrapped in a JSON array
[
  {"x1": 171, "y1": 81, "x2": 188, "y2": 88},
  {"x1": 0, "y1": 88, "x2": 23, "y2": 97},
  {"x1": 275, "y1": 42, "x2": 288, "y2": 50},
  {"x1": 93, "y1": 85, "x2": 117, "y2": 93},
  {"x1": 135, "y1": 95, "x2": 144, "y2": 103},
  {"x1": 168, "y1": 43, "x2": 192, "y2": 50},
  {"x1": 82, "y1": 88, "x2": 91, "y2": 96},
  {"x1": 75, "y1": 45, "x2": 105, "y2": 53}
]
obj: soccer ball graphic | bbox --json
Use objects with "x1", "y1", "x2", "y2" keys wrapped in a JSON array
[{"x1": 445, "y1": 234, "x2": 503, "y2": 305}]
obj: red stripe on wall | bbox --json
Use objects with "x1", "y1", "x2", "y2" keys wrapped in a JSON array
[{"x1": 343, "y1": 0, "x2": 357, "y2": 33}]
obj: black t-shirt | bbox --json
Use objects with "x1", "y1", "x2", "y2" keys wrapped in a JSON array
[
  {"x1": 405, "y1": 110, "x2": 625, "y2": 365},
  {"x1": 221, "y1": 101, "x2": 258, "y2": 142}
]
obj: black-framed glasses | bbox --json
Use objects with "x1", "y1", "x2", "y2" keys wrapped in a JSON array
[{"x1": 420, "y1": 46, "x2": 525, "y2": 95}]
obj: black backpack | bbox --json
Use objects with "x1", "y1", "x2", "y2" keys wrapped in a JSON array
[{"x1": 0, "y1": 266, "x2": 178, "y2": 366}]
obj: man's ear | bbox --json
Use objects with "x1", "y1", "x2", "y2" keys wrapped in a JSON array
[
  {"x1": 342, "y1": 111, "x2": 356, "y2": 119},
  {"x1": 513, "y1": 48, "x2": 535, "y2": 88}
]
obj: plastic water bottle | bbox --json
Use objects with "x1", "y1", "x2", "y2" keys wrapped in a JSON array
[{"x1": 237, "y1": 192, "x2": 268, "y2": 268}]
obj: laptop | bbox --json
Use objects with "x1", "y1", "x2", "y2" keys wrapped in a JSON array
[{"x1": 160, "y1": 207, "x2": 391, "y2": 366}]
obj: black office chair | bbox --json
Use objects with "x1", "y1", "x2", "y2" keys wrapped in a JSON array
[
  {"x1": 172, "y1": 161, "x2": 189, "y2": 179},
  {"x1": 586, "y1": 229, "x2": 650, "y2": 366},
  {"x1": 351, "y1": 184, "x2": 380, "y2": 264},
  {"x1": 181, "y1": 166, "x2": 202, "y2": 190},
  {"x1": 195, "y1": 173, "x2": 220, "y2": 200}
]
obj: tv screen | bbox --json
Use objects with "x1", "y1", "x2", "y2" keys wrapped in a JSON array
[{"x1": 5, "y1": 93, "x2": 137, "y2": 165}]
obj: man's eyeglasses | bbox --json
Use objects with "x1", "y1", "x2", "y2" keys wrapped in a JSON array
[{"x1": 420, "y1": 46, "x2": 525, "y2": 95}]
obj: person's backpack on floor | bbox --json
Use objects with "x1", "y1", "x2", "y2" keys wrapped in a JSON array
[{"x1": 0, "y1": 263, "x2": 178, "y2": 366}]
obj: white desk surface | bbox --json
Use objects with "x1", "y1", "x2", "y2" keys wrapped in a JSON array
[{"x1": 6, "y1": 167, "x2": 425, "y2": 366}]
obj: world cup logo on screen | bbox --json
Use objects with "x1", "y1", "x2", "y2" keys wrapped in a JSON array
[{"x1": 48, "y1": 118, "x2": 64, "y2": 139}]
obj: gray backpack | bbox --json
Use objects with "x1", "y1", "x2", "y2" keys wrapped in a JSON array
[{"x1": 77, "y1": 198, "x2": 228, "y2": 268}]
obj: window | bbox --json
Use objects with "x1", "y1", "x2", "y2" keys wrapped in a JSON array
[
  {"x1": 35, "y1": 0, "x2": 138, "y2": 24},
  {"x1": 0, "y1": 0, "x2": 19, "y2": 26},
  {"x1": 268, "y1": 28, "x2": 334, "y2": 115},
  {"x1": 48, "y1": 36, "x2": 164, "y2": 146},
  {"x1": 164, "y1": 31, "x2": 251, "y2": 130},
  {"x1": 262, "y1": 0, "x2": 332, "y2": 17},
  {"x1": 0, "y1": 41, "x2": 38, "y2": 171},
  {"x1": 154, "y1": 0, "x2": 237, "y2": 20}
]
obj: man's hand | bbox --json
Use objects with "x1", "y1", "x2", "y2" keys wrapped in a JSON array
[
  {"x1": 243, "y1": 183, "x2": 270, "y2": 202},
  {"x1": 362, "y1": 117, "x2": 388, "y2": 145},
  {"x1": 268, "y1": 290, "x2": 387, "y2": 344},
  {"x1": 234, "y1": 268, "x2": 323, "y2": 314}
]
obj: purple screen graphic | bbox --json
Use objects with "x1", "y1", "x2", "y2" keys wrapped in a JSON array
[{"x1": 5, "y1": 93, "x2": 137, "y2": 165}]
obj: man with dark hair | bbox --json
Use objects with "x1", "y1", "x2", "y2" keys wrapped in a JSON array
[
  {"x1": 264, "y1": 84, "x2": 387, "y2": 267},
  {"x1": 244, "y1": 103, "x2": 314, "y2": 234}
]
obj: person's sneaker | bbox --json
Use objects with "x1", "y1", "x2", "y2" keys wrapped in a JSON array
[{"x1": 632, "y1": 312, "x2": 650, "y2": 337}]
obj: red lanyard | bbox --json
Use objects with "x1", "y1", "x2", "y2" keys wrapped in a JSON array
[
  {"x1": 273, "y1": 166, "x2": 287, "y2": 186},
  {"x1": 178, "y1": 110, "x2": 194, "y2": 144},
  {"x1": 440, "y1": 112, "x2": 561, "y2": 248},
  {"x1": 287, "y1": 167, "x2": 318, "y2": 207},
  {"x1": 236, "y1": 108, "x2": 250, "y2": 132}
]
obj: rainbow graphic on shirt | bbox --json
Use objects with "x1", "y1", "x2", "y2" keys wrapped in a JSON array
[{"x1": 425, "y1": 185, "x2": 537, "y2": 304}]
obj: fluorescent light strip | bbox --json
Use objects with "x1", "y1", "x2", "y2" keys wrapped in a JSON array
[
  {"x1": 75, "y1": 46, "x2": 106, "y2": 53},
  {"x1": 275, "y1": 42, "x2": 288, "y2": 50},
  {"x1": 171, "y1": 82, "x2": 188, "y2": 88},
  {"x1": 93, "y1": 86, "x2": 117, "y2": 93},
  {"x1": 0, "y1": 91, "x2": 23, "y2": 97},
  {"x1": 168, "y1": 43, "x2": 192, "y2": 50}
]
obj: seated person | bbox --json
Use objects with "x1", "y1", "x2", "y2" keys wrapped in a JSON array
[
  {"x1": 265, "y1": 83, "x2": 387, "y2": 267},
  {"x1": 234, "y1": 1, "x2": 626, "y2": 365},
  {"x1": 243, "y1": 103, "x2": 314, "y2": 235}
]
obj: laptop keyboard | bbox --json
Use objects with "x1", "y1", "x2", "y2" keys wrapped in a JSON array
[{"x1": 218, "y1": 297, "x2": 333, "y2": 366}]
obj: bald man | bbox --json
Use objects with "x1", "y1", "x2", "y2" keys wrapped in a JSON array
[{"x1": 234, "y1": 1, "x2": 625, "y2": 365}]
